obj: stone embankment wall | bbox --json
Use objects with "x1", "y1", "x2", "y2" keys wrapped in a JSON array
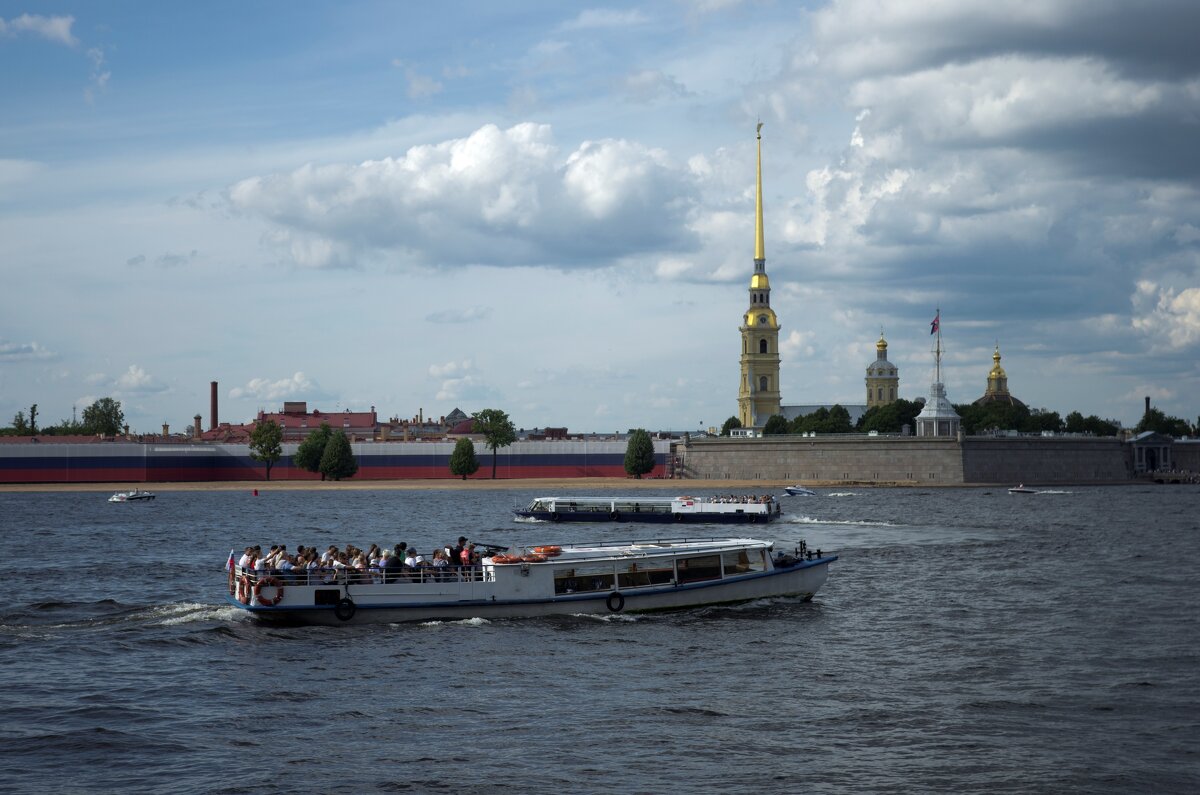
[
  {"x1": 674, "y1": 436, "x2": 1131, "y2": 485},
  {"x1": 675, "y1": 437, "x2": 963, "y2": 484}
]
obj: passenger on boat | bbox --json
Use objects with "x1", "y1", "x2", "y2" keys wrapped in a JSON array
[
  {"x1": 432, "y1": 549, "x2": 449, "y2": 580},
  {"x1": 451, "y1": 537, "x2": 467, "y2": 569}
]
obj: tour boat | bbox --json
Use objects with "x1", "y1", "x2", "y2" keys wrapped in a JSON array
[
  {"x1": 784, "y1": 485, "x2": 817, "y2": 497},
  {"x1": 514, "y1": 495, "x2": 782, "y2": 523},
  {"x1": 108, "y1": 489, "x2": 155, "y2": 502},
  {"x1": 225, "y1": 537, "x2": 835, "y2": 625}
]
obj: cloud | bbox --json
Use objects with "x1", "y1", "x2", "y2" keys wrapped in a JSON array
[
  {"x1": 229, "y1": 372, "x2": 320, "y2": 401},
  {"x1": 428, "y1": 359, "x2": 497, "y2": 402},
  {"x1": 1, "y1": 14, "x2": 78, "y2": 46},
  {"x1": 559, "y1": 9, "x2": 649, "y2": 31},
  {"x1": 1132, "y1": 281, "x2": 1200, "y2": 350},
  {"x1": 114, "y1": 365, "x2": 168, "y2": 395},
  {"x1": 227, "y1": 122, "x2": 697, "y2": 270},
  {"x1": 392, "y1": 59, "x2": 443, "y2": 99},
  {"x1": 618, "y1": 69, "x2": 691, "y2": 104},
  {"x1": 425, "y1": 306, "x2": 492, "y2": 323},
  {"x1": 0, "y1": 340, "x2": 55, "y2": 362}
]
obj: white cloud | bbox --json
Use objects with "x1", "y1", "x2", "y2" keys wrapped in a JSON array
[
  {"x1": 229, "y1": 372, "x2": 318, "y2": 401},
  {"x1": 429, "y1": 360, "x2": 497, "y2": 402},
  {"x1": 559, "y1": 9, "x2": 649, "y2": 31},
  {"x1": 2, "y1": 14, "x2": 78, "y2": 46},
  {"x1": 1132, "y1": 281, "x2": 1200, "y2": 350},
  {"x1": 429, "y1": 360, "x2": 473, "y2": 378},
  {"x1": 618, "y1": 69, "x2": 691, "y2": 104},
  {"x1": 425, "y1": 306, "x2": 492, "y2": 323},
  {"x1": 227, "y1": 122, "x2": 695, "y2": 270},
  {"x1": 114, "y1": 365, "x2": 168, "y2": 395},
  {"x1": 393, "y1": 59, "x2": 443, "y2": 99},
  {"x1": 0, "y1": 340, "x2": 55, "y2": 361}
]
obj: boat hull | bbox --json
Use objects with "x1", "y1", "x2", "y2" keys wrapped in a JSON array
[
  {"x1": 513, "y1": 510, "x2": 780, "y2": 524},
  {"x1": 226, "y1": 558, "x2": 834, "y2": 626}
]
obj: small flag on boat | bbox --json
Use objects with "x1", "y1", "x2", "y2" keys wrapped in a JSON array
[
  {"x1": 930, "y1": 313, "x2": 940, "y2": 335},
  {"x1": 226, "y1": 549, "x2": 235, "y2": 571}
]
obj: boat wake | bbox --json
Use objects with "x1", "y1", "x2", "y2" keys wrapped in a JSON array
[
  {"x1": 512, "y1": 515, "x2": 547, "y2": 524},
  {"x1": 826, "y1": 492, "x2": 859, "y2": 497},
  {"x1": 788, "y1": 516, "x2": 897, "y2": 527},
  {"x1": 151, "y1": 602, "x2": 244, "y2": 626}
]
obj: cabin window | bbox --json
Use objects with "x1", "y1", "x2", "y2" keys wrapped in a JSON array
[
  {"x1": 554, "y1": 565, "x2": 614, "y2": 594},
  {"x1": 618, "y1": 561, "x2": 673, "y2": 589},
  {"x1": 759, "y1": 339, "x2": 768, "y2": 354},
  {"x1": 722, "y1": 549, "x2": 766, "y2": 576},
  {"x1": 677, "y1": 555, "x2": 722, "y2": 584}
]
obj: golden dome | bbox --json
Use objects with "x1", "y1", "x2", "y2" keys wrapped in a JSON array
[
  {"x1": 876, "y1": 333, "x2": 888, "y2": 352},
  {"x1": 750, "y1": 273, "x2": 770, "y2": 290},
  {"x1": 989, "y1": 346, "x2": 1007, "y2": 379}
]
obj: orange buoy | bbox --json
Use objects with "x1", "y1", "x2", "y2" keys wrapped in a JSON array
[
  {"x1": 532, "y1": 545, "x2": 562, "y2": 556},
  {"x1": 491, "y1": 554, "x2": 521, "y2": 564},
  {"x1": 521, "y1": 554, "x2": 547, "y2": 563}
]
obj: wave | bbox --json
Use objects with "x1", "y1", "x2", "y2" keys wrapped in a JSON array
[
  {"x1": 825, "y1": 492, "x2": 859, "y2": 497},
  {"x1": 150, "y1": 602, "x2": 244, "y2": 626}
]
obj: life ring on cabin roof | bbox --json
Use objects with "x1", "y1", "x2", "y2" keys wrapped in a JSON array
[
  {"x1": 521, "y1": 554, "x2": 547, "y2": 563},
  {"x1": 532, "y1": 545, "x2": 562, "y2": 556},
  {"x1": 492, "y1": 554, "x2": 522, "y2": 564},
  {"x1": 237, "y1": 574, "x2": 252, "y2": 605},
  {"x1": 254, "y1": 576, "x2": 284, "y2": 606}
]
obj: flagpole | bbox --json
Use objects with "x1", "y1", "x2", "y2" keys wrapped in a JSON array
[{"x1": 935, "y1": 306, "x2": 942, "y2": 384}]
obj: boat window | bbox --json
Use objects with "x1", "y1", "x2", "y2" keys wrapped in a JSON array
[
  {"x1": 677, "y1": 555, "x2": 722, "y2": 584},
  {"x1": 617, "y1": 561, "x2": 673, "y2": 589},
  {"x1": 554, "y1": 565, "x2": 614, "y2": 594},
  {"x1": 722, "y1": 549, "x2": 765, "y2": 576}
]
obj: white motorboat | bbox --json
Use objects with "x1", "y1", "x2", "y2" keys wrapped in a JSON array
[
  {"x1": 784, "y1": 485, "x2": 817, "y2": 497},
  {"x1": 225, "y1": 536, "x2": 835, "y2": 625},
  {"x1": 1008, "y1": 485, "x2": 1037, "y2": 494},
  {"x1": 109, "y1": 489, "x2": 156, "y2": 502}
]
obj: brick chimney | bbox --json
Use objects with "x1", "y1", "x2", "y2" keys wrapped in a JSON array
[
  {"x1": 194, "y1": 414, "x2": 203, "y2": 440},
  {"x1": 162, "y1": 423, "x2": 169, "y2": 437},
  {"x1": 210, "y1": 381, "x2": 218, "y2": 430}
]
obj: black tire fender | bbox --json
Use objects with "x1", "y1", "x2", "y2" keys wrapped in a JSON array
[
  {"x1": 334, "y1": 597, "x2": 356, "y2": 622},
  {"x1": 606, "y1": 591, "x2": 625, "y2": 612}
]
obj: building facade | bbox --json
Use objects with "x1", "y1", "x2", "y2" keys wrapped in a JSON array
[{"x1": 865, "y1": 332, "x2": 899, "y2": 407}]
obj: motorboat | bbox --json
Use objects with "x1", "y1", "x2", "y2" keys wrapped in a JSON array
[
  {"x1": 225, "y1": 536, "x2": 835, "y2": 625},
  {"x1": 109, "y1": 489, "x2": 156, "y2": 502},
  {"x1": 1007, "y1": 485, "x2": 1038, "y2": 494},
  {"x1": 514, "y1": 495, "x2": 781, "y2": 523},
  {"x1": 784, "y1": 485, "x2": 817, "y2": 497}
]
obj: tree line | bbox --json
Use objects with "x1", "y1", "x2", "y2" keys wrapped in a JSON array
[
  {"x1": 720, "y1": 400, "x2": 1196, "y2": 438},
  {"x1": 2, "y1": 398, "x2": 126, "y2": 437}
]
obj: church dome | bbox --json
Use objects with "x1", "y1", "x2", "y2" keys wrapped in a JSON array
[
  {"x1": 750, "y1": 273, "x2": 770, "y2": 290},
  {"x1": 988, "y1": 346, "x2": 1007, "y2": 379},
  {"x1": 744, "y1": 307, "x2": 778, "y2": 328}
]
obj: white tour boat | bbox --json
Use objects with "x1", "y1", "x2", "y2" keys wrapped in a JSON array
[
  {"x1": 225, "y1": 537, "x2": 835, "y2": 625},
  {"x1": 514, "y1": 495, "x2": 782, "y2": 523},
  {"x1": 109, "y1": 489, "x2": 156, "y2": 502}
]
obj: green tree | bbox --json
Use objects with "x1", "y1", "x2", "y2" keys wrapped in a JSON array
[
  {"x1": 762, "y1": 414, "x2": 790, "y2": 435},
  {"x1": 1136, "y1": 407, "x2": 1192, "y2": 437},
  {"x1": 81, "y1": 398, "x2": 124, "y2": 436},
  {"x1": 448, "y1": 437, "x2": 480, "y2": 480},
  {"x1": 294, "y1": 422, "x2": 333, "y2": 480},
  {"x1": 857, "y1": 399, "x2": 923, "y2": 434},
  {"x1": 249, "y1": 419, "x2": 284, "y2": 480},
  {"x1": 789, "y1": 405, "x2": 853, "y2": 434},
  {"x1": 318, "y1": 430, "x2": 358, "y2": 481},
  {"x1": 720, "y1": 416, "x2": 742, "y2": 437},
  {"x1": 27, "y1": 404, "x2": 37, "y2": 435},
  {"x1": 10, "y1": 409, "x2": 29, "y2": 435},
  {"x1": 623, "y1": 429, "x2": 656, "y2": 478},
  {"x1": 472, "y1": 408, "x2": 516, "y2": 479}
]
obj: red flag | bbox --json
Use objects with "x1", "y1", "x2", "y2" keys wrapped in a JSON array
[{"x1": 930, "y1": 313, "x2": 939, "y2": 335}]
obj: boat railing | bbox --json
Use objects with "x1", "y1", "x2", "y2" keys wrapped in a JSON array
[{"x1": 230, "y1": 565, "x2": 490, "y2": 590}]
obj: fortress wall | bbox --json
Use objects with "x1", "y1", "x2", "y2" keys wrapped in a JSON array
[
  {"x1": 960, "y1": 437, "x2": 1130, "y2": 484},
  {"x1": 675, "y1": 437, "x2": 964, "y2": 484},
  {"x1": 1170, "y1": 440, "x2": 1200, "y2": 472}
]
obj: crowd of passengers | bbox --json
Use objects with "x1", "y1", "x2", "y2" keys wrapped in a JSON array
[
  {"x1": 708, "y1": 494, "x2": 776, "y2": 503},
  {"x1": 236, "y1": 537, "x2": 485, "y2": 583}
]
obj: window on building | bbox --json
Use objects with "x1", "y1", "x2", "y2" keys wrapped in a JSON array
[
  {"x1": 759, "y1": 376, "x2": 768, "y2": 391},
  {"x1": 759, "y1": 339, "x2": 768, "y2": 354}
]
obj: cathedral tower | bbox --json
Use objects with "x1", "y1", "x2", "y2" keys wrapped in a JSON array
[
  {"x1": 865, "y1": 332, "x2": 899, "y2": 407},
  {"x1": 738, "y1": 123, "x2": 782, "y2": 428}
]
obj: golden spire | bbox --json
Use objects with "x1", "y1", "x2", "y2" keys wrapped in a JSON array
[{"x1": 755, "y1": 121, "x2": 764, "y2": 262}]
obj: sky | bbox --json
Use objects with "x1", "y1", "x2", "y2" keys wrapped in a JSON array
[{"x1": 2, "y1": 0, "x2": 1198, "y2": 434}]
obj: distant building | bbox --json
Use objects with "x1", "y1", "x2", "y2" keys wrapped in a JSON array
[
  {"x1": 974, "y1": 345, "x2": 1027, "y2": 409},
  {"x1": 256, "y1": 402, "x2": 378, "y2": 442},
  {"x1": 865, "y1": 332, "x2": 899, "y2": 408},
  {"x1": 914, "y1": 310, "x2": 961, "y2": 437}
]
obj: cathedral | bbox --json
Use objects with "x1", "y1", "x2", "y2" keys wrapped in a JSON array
[
  {"x1": 974, "y1": 345, "x2": 1026, "y2": 408},
  {"x1": 736, "y1": 125, "x2": 889, "y2": 430}
]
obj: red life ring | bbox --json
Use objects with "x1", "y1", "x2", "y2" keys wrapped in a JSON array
[
  {"x1": 491, "y1": 554, "x2": 522, "y2": 564},
  {"x1": 254, "y1": 575, "x2": 284, "y2": 606},
  {"x1": 532, "y1": 545, "x2": 562, "y2": 556},
  {"x1": 237, "y1": 574, "x2": 252, "y2": 604},
  {"x1": 521, "y1": 554, "x2": 547, "y2": 563}
]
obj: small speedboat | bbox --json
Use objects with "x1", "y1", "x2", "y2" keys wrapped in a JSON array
[
  {"x1": 1007, "y1": 484, "x2": 1037, "y2": 494},
  {"x1": 109, "y1": 489, "x2": 155, "y2": 502},
  {"x1": 784, "y1": 485, "x2": 817, "y2": 497}
]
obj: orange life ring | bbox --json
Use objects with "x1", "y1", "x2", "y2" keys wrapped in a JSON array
[
  {"x1": 532, "y1": 545, "x2": 562, "y2": 556},
  {"x1": 491, "y1": 554, "x2": 521, "y2": 564},
  {"x1": 237, "y1": 574, "x2": 252, "y2": 605},
  {"x1": 521, "y1": 554, "x2": 547, "y2": 563},
  {"x1": 254, "y1": 575, "x2": 284, "y2": 606}
]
